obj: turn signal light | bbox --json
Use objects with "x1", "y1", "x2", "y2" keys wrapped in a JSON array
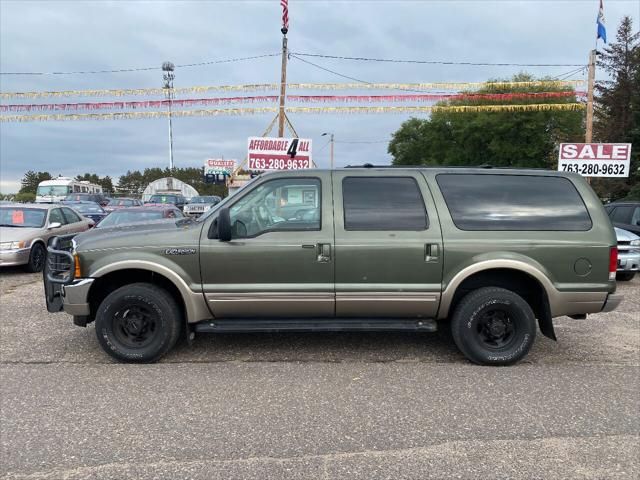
[
  {"x1": 74, "y1": 253, "x2": 82, "y2": 279},
  {"x1": 609, "y1": 247, "x2": 618, "y2": 281}
]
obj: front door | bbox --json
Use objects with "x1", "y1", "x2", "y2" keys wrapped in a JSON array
[
  {"x1": 200, "y1": 172, "x2": 334, "y2": 318},
  {"x1": 332, "y1": 171, "x2": 443, "y2": 318}
]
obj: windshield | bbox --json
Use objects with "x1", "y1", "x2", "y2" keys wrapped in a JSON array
[
  {"x1": 149, "y1": 195, "x2": 178, "y2": 204},
  {"x1": 108, "y1": 199, "x2": 135, "y2": 207},
  {"x1": 0, "y1": 207, "x2": 47, "y2": 228},
  {"x1": 37, "y1": 185, "x2": 70, "y2": 196},
  {"x1": 98, "y1": 210, "x2": 165, "y2": 228},
  {"x1": 189, "y1": 196, "x2": 219, "y2": 204},
  {"x1": 73, "y1": 204, "x2": 105, "y2": 214}
]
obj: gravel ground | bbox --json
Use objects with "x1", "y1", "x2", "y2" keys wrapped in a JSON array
[{"x1": 0, "y1": 268, "x2": 638, "y2": 479}]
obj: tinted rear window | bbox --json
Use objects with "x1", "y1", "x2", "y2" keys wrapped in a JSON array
[
  {"x1": 342, "y1": 177, "x2": 428, "y2": 230},
  {"x1": 436, "y1": 174, "x2": 592, "y2": 231}
]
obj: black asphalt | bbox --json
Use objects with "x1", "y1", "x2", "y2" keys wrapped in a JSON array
[{"x1": 1, "y1": 269, "x2": 638, "y2": 479}]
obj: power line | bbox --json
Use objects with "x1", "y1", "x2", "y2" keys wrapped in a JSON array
[
  {"x1": 292, "y1": 52, "x2": 586, "y2": 68},
  {"x1": 335, "y1": 140, "x2": 390, "y2": 144},
  {"x1": 0, "y1": 53, "x2": 280, "y2": 76}
]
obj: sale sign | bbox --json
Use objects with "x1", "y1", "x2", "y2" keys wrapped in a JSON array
[
  {"x1": 205, "y1": 159, "x2": 235, "y2": 175},
  {"x1": 558, "y1": 143, "x2": 632, "y2": 177},
  {"x1": 247, "y1": 137, "x2": 312, "y2": 170}
]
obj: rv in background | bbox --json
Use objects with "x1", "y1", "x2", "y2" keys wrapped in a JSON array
[{"x1": 35, "y1": 177, "x2": 103, "y2": 204}]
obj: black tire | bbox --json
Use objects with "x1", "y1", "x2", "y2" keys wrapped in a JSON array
[
  {"x1": 25, "y1": 242, "x2": 46, "y2": 273},
  {"x1": 616, "y1": 272, "x2": 635, "y2": 282},
  {"x1": 451, "y1": 287, "x2": 536, "y2": 366},
  {"x1": 95, "y1": 283, "x2": 182, "y2": 363}
]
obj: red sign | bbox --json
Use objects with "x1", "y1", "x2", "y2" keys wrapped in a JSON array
[
  {"x1": 558, "y1": 143, "x2": 631, "y2": 177},
  {"x1": 247, "y1": 137, "x2": 312, "y2": 170}
]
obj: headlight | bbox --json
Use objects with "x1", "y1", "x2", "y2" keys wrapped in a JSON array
[
  {"x1": 631, "y1": 239, "x2": 640, "y2": 246},
  {"x1": 0, "y1": 241, "x2": 26, "y2": 250}
]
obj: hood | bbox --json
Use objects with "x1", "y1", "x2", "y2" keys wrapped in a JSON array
[
  {"x1": 0, "y1": 226, "x2": 44, "y2": 243},
  {"x1": 74, "y1": 218, "x2": 201, "y2": 251},
  {"x1": 615, "y1": 227, "x2": 640, "y2": 242}
]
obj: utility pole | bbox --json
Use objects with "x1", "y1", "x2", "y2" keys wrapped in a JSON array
[
  {"x1": 162, "y1": 61, "x2": 175, "y2": 170},
  {"x1": 277, "y1": 32, "x2": 288, "y2": 137},
  {"x1": 585, "y1": 49, "x2": 597, "y2": 184},
  {"x1": 585, "y1": 49, "x2": 597, "y2": 144}
]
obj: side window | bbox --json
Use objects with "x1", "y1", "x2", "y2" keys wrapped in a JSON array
[
  {"x1": 62, "y1": 207, "x2": 81, "y2": 223},
  {"x1": 436, "y1": 174, "x2": 592, "y2": 231},
  {"x1": 48, "y1": 208, "x2": 65, "y2": 225},
  {"x1": 342, "y1": 177, "x2": 428, "y2": 231},
  {"x1": 604, "y1": 206, "x2": 615, "y2": 218},
  {"x1": 611, "y1": 206, "x2": 634, "y2": 224},
  {"x1": 631, "y1": 207, "x2": 640, "y2": 226},
  {"x1": 229, "y1": 178, "x2": 321, "y2": 238}
]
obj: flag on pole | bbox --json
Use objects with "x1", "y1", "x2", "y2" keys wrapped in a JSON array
[
  {"x1": 281, "y1": 0, "x2": 289, "y2": 34},
  {"x1": 597, "y1": 0, "x2": 607, "y2": 43}
]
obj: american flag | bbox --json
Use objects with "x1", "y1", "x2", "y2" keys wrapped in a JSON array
[{"x1": 281, "y1": 0, "x2": 289, "y2": 32}]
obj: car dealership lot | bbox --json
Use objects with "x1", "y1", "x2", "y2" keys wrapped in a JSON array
[{"x1": 1, "y1": 269, "x2": 638, "y2": 479}]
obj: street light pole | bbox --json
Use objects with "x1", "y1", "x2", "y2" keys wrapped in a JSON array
[
  {"x1": 322, "y1": 132, "x2": 334, "y2": 169},
  {"x1": 162, "y1": 61, "x2": 175, "y2": 170}
]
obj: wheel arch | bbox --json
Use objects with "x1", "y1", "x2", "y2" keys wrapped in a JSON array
[
  {"x1": 87, "y1": 262, "x2": 210, "y2": 324},
  {"x1": 439, "y1": 261, "x2": 556, "y2": 341}
]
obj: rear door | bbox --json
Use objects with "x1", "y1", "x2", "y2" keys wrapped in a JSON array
[{"x1": 331, "y1": 171, "x2": 443, "y2": 318}]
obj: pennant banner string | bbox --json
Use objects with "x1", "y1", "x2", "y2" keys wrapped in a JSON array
[
  {"x1": 0, "y1": 103, "x2": 586, "y2": 122},
  {"x1": 0, "y1": 92, "x2": 586, "y2": 112},
  {"x1": 0, "y1": 81, "x2": 586, "y2": 99}
]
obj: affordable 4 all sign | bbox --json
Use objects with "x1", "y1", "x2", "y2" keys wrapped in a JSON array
[
  {"x1": 247, "y1": 137, "x2": 312, "y2": 170},
  {"x1": 558, "y1": 143, "x2": 632, "y2": 177}
]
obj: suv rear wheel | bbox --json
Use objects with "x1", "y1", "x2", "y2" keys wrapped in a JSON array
[
  {"x1": 451, "y1": 287, "x2": 536, "y2": 366},
  {"x1": 95, "y1": 283, "x2": 181, "y2": 363}
]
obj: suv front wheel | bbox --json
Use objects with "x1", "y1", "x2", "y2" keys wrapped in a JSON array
[
  {"x1": 95, "y1": 283, "x2": 182, "y2": 363},
  {"x1": 451, "y1": 287, "x2": 536, "y2": 366}
]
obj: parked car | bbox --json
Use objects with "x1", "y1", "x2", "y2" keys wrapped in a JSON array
[
  {"x1": 183, "y1": 195, "x2": 222, "y2": 217},
  {"x1": 614, "y1": 227, "x2": 640, "y2": 281},
  {"x1": 0, "y1": 203, "x2": 93, "y2": 272},
  {"x1": 64, "y1": 192, "x2": 108, "y2": 207},
  {"x1": 146, "y1": 193, "x2": 186, "y2": 210},
  {"x1": 104, "y1": 197, "x2": 143, "y2": 212},
  {"x1": 45, "y1": 167, "x2": 621, "y2": 365},
  {"x1": 605, "y1": 201, "x2": 640, "y2": 236},
  {"x1": 96, "y1": 205, "x2": 183, "y2": 228},
  {"x1": 63, "y1": 201, "x2": 108, "y2": 225}
]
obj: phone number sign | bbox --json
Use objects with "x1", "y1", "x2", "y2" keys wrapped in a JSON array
[
  {"x1": 247, "y1": 137, "x2": 312, "y2": 170},
  {"x1": 558, "y1": 143, "x2": 632, "y2": 177}
]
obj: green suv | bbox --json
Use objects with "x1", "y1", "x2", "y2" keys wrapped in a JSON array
[{"x1": 44, "y1": 167, "x2": 622, "y2": 365}]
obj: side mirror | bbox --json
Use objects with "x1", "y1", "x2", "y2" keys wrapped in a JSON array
[
  {"x1": 218, "y1": 207, "x2": 232, "y2": 242},
  {"x1": 48, "y1": 222, "x2": 62, "y2": 230}
]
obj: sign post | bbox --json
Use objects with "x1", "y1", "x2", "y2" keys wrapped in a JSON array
[
  {"x1": 247, "y1": 137, "x2": 312, "y2": 170},
  {"x1": 557, "y1": 143, "x2": 632, "y2": 178}
]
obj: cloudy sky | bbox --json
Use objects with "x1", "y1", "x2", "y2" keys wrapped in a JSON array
[{"x1": 1, "y1": 0, "x2": 638, "y2": 193}]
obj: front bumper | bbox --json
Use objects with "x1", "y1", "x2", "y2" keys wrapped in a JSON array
[
  {"x1": 61, "y1": 278, "x2": 94, "y2": 315},
  {"x1": 0, "y1": 248, "x2": 30, "y2": 267},
  {"x1": 617, "y1": 251, "x2": 640, "y2": 272},
  {"x1": 601, "y1": 293, "x2": 624, "y2": 312}
]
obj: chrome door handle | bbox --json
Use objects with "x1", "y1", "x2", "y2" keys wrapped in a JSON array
[
  {"x1": 317, "y1": 243, "x2": 331, "y2": 263},
  {"x1": 425, "y1": 243, "x2": 439, "y2": 262}
]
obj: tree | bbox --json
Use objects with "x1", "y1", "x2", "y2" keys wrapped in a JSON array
[
  {"x1": 75, "y1": 173, "x2": 114, "y2": 193},
  {"x1": 388, "y1": 73, "x2": 583, "y2": 169},
  {"x1": 592, "y1": 16, "x2": 640, "y2": 201},
  {"x1": 19, "y1": 171, "x2": 52, "y2": 194}
]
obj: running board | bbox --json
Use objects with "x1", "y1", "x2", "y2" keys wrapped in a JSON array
[{"x1": 194, "y1": 318, "x2": 437, "y2": 333}]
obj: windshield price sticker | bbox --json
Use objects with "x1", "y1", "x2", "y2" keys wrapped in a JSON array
[
  {"x1": 558, "y1": 143, "x2": 631, "y2": 178},
  {"x1": 11, "y1": 210, "x2": 24, "y2": 224},
  {"x1": 247, "y1": 137, "x2": 312, "y2": 170}
]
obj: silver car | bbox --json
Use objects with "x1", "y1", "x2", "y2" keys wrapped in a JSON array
[
  {"x1": 615, "y1": 227, "x2": 640, "y2": 281},
  {"x1": 0, "y1": 203, "x2": 93, "y2": 272},
  {"x1": 183, "y1": 195, "x2": 222, "y2": 217}
]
